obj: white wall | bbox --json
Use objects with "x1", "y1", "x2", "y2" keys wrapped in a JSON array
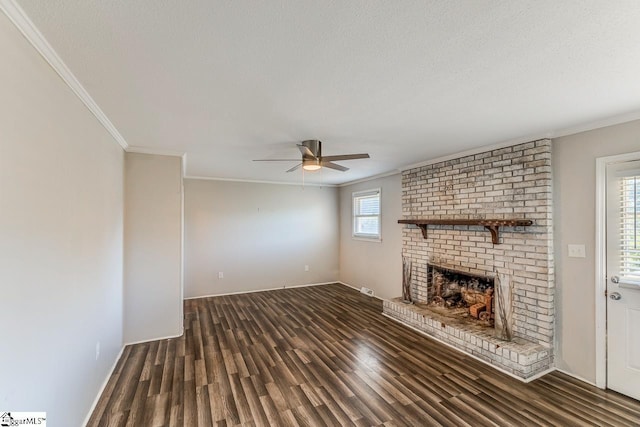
[
  {"x1": 0, "y1": 11, "x2": 124, "y2": 426},
  {"x1": 124, "y1": 153, "x2": 183, "y2": 343},
  {"x1": 339, "y1": 174, "x2": 403, "y2": 299},
  {"x1": 184, "y1": 179, "x2": 339, "y2": 297},
  {"x1": 554, "y1": 119, "x2": 640, "y2": 383}
]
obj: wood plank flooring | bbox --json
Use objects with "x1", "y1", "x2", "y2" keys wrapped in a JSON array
[{"x1": 88, "y1": 283, "x2": 640, "y2": 426}]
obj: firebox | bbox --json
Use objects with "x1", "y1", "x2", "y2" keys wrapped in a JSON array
[{"x1": 427, "y1": 264, "x2": 495, "y2": 324}]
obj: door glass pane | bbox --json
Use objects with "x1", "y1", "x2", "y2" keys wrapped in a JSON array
[{"x1": 620, "y1": 175, "x2": 640, "y2": 283}]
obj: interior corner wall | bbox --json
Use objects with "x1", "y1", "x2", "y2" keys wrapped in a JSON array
[
  {"x1": 183, "y1": 179, "x2": 339, "y2": 297},
  {"x1": 124, "y1": 153, "x2": 183, "y2": 343},
  {"x1": 338, "y1": 174, "x2": 403, "y2": 299},
  {"x1": 0, "y1": 10, "x2": 124, "y2": 426},
  {"x1": 553, "y1": 118, "x2": 640, "y2": 384}
]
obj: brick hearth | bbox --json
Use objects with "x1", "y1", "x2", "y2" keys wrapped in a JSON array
[{"x1": 383, "y1": 299, "x2": 552, "y2": 379}]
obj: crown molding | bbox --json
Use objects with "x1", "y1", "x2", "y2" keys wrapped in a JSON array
[
  {"x1": 548, "y1": 109, "x2": 640, "y2": 140},
  {"x1": 338, "y1": 170, "x2": 401, "y2": 187},
  {"x1": 184, "y1": 175, "x2": 337, "y2": 188},
  {"x1": 125, "y1": 146, "x2": 186, "y2": 157},
  {"x1": 402, "y1": 137, "x2": 552, "y2": 171},
  {"x1": 402, "y1": 110, "x2": 640, "y2": 172},
  {"x1": 0, "y1": 0, "x2": 128, "y2": 150}
]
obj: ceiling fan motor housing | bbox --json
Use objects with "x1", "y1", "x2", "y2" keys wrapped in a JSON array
[{"x1": 301, "y1": 140, "x2": 321, "y2": 158}]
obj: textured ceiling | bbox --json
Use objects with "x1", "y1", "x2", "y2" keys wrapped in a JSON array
[{"x1": 15, "y1": 0, "x2": 640, "y2": 184}]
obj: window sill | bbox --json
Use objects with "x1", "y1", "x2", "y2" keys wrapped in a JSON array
[{"x1": 352, "y1": 235, "x2": 382, "y2": 243}]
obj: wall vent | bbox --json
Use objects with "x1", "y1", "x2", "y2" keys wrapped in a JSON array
[{"x1": 360, "y1": 287, "x2": 374, "y2": 297}]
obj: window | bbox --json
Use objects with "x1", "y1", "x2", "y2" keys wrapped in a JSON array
[
  {"x1": 620, "y1": 174, "x2": 640, "y2": 284},
  {"x1": 353, "y1": 188, "x2": 381, "y2": 240}
]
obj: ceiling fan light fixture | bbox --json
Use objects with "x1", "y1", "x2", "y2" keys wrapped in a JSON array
[{"x1": 302, "y1": 159, "x2": 321, "y2": 171}]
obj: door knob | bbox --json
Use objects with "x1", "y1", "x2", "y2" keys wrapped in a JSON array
[
  {"x1": 611, "y1": 276, "x2": 620, "y2": 284},
  {"x1": 609, "y1": 292, "x2": 622, "y2": 300}
]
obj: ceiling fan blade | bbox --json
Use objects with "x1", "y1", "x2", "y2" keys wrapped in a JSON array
[
  {"x1": 297, "y1": 144, "x2": 316, "y2": 158},
  {"x1": 320, "y1": 153, "x2": 370, "y2": 161},
  {"x1": 321, "y1": 161, "x2": 349, "y2": 172},
  {"x1": 286, "y1": 163, "x2": 302, "y2": 172},
  {"x1": 253, "y1": 159, "x2": 300, "y2": 162}
]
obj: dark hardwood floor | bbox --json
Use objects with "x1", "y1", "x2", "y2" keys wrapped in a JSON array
[{"x1": 88, "y1": 283, "x2": 640, "y2": 426}]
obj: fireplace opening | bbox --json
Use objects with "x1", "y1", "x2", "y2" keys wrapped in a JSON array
[{"x1": 427, "y1": 264, "x2": 495, "y2": 326}]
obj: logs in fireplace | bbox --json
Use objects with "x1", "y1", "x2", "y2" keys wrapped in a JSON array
[{"x1": 428, "y1": 264, "x2": 495, "y2": 324}]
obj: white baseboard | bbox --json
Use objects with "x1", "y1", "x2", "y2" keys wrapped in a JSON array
[
  {"x1": 83, "y1": 345, "x2": 125, "y2": 426},
  {"x1": 337, "y1": 280, "x2": 360, "y2": 291},
  {"x1": 525, "y1": 367, "x2": 557, "y2": 383},
  {"x1": 285, "y1": 281, "x2": 337, "y2": 289},
  {"x1": 337, "y1": 281, "x2": 386, "y2": 302},
  {"x1": 554, "y1": 368, "x2": 598, "y2": 388},
  {"x1": 183, "y1": 281, "x2": 337, "y2": 300},
  {"x1": 124, "y1": 331, "x2": 184, "y2": 347},
  {"x1": 381, "y1": 312, "x2": 555, "y2": 384}
]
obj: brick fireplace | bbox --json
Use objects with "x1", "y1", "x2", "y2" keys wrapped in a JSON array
[{"x1": 383, "y1": 139, "x2": 554, "y2": 380}]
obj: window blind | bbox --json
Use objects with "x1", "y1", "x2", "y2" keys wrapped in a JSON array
[
  {"x1": 620, "y1": 175, "x2": 640, "y2": 284},
  {"x1": 353, "y1": 189, "x2": 381, "y2": 238}
]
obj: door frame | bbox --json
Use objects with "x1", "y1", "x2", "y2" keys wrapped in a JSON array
[{"x1": 595, "y1": 150, "x2": 640, "y2": 388}]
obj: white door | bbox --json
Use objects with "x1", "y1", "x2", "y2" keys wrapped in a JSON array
[{"x1": 606, "y1": 160, "x2": 640, "y2": 400}]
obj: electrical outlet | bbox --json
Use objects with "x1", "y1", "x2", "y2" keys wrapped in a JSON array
[
  {"x1": 568, "y1": 244, "x2": 586, "y2": 258},
  {"x1": 95, "y1": 341, "x2": 100, "y2": 361},
  {"x1": 304, "y1": 265, "x2": 309, "y2": 272},
  {"x1": 218, "y1": 272, "x2": 224, "y2": 279}
]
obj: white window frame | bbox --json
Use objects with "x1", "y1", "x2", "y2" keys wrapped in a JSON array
[{"x1": 352, "y1": 188, "x2": 381, "y2": 242}]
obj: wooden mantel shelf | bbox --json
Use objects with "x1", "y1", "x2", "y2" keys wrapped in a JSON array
[{"x1": 397, "y1": 219, "x2": 533, "y2": 244}]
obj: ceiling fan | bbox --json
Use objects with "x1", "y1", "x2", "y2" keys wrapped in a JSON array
[{"x1": 253, "y1": 140, "x2": 370, "y2": 172}]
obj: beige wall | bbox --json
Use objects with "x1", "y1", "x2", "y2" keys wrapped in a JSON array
[
  {"x1": 339, "y1": 174, "x2": 403, "y2": 299},
  {"x1": 0, "y1": 11, "x2": 124, "y2": 426},
  {"x1": 184, "y1": 179, "x2": 339, "y2": 297},
  {"x1": 554, "y1": 119, "x2": 640, "y2": 383},
  {"x1": 124, "y1": 153, "x2": 183, "y2": 343}
]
